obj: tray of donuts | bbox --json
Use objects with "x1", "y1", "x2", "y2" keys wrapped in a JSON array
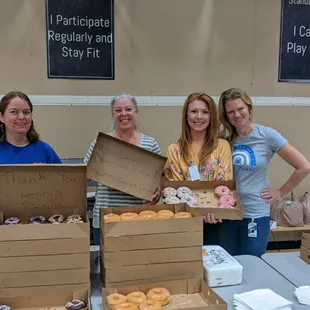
[
  {"x1": 104, "y1": 278, "x2": 227, "y2": 310},
  {"x1": 162, "y1": 180, "x2": 243, "y2": 220}
]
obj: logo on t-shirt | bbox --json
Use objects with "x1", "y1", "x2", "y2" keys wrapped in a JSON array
[{"x1": 232, "y1": 144, "x2": 256, "y2": 172}]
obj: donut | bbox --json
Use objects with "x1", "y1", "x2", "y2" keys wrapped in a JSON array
[
  {"x1": 173, "y1": 212, "x2": 192, "y2": 219},
  {"x1": 214, "y1": 185, "x2": 230, "y2": 198},
  {"x1": 48, "y1": 214, "x2": 64, "y2": 224},
  {"x1": 4, "y1": 217, "x2": 21, "y2": 225},
  {"x1": 176, "y1": 187, "x2": 192, "y2": 198},
  {"x1": 162, "y1": 187, "x2": 177, "y2": 198},
  {"x1": 163, "y1": 196, "x2": 180, "y2": 204},
  {"x1": 139, "y1": 210, "x2": 157, "y2": 220},
  {"x1": 157, "y1": 210, "x2": 174, "y2": 218},
  {"x1": 120, "y1": 212, "x2": 139, "y2": 221},
  {"x1": 0, "y1": 305, "x2": 12, "y2": 310},
  {"x1": 180, "y1": 195, "x2": 197, "y2": 206},
  {"x1": 104, "y1": 213, "x2": 121, "y2": 223},
  {"x1": 219, "y1": 204, "x2": 235, "y2": 209},
  {"x1": 107, "y1": 293, "x2": 127, "y2": 307},
  {"x1": 28, "y1": 215, "x2": 46, "y2": 224},
  {"x1": 219, "y1": 194, "x2": 235, "y2": 206},
  {"x1": 126, "y1": 292, "x2": 147, "y2": 305},
  {"x1": 139, "y1": 299, "x2": 162, "y2": 310},
  {"x1": 66, "y1": 214, "x2": 84, "y2": 223},
  {"x1": 146, "y1": 288, "x2": 171, "y2": 306},
  {"x1": 65, "y1": 299, "x2": 87, "y2": 310},
  {"x1": 112, "y1": 302, "x2": 138, "y2": 310}
]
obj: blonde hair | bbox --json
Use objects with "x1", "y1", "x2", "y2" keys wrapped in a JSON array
[
  {"x1": 179, "y1": 92, "x2": 218, "y2": 167},
  {"x1": 218, "y1": 88, "x2": 253, "y2": 145}
]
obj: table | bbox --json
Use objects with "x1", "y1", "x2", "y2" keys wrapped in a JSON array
[
  {"x1": 262, "y1": 252, "x2": 310, "y2": 287},
  {"x1": 90, "y1": 255, "x2": 307, "y2": 309}
]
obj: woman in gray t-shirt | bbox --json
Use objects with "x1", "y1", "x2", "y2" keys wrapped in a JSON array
[{"x1": 217, "y1": 87, "x2": 310, "y2": 257}]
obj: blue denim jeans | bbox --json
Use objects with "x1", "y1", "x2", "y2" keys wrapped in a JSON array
[
  {"x1": 217, "y1": 217, "x2": 270, "y2": 257},
  {"x1": 93, "y1": 228, "x2": 100, "y2": 246}
]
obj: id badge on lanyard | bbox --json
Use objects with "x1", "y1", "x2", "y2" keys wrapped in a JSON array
[{"x1": 188, "y1": 163, "x2": 200, "y2": 181}]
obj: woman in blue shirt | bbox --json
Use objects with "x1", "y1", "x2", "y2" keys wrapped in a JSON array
[{"x1": 0, "y1": 91, "x2": 61, "y2": 164}]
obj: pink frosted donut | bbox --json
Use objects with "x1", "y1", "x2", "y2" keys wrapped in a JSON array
[
  {"x1": 219, "y1": 204, "x2": 235, "y2": 209},
  {"x1": 214, "y1": 186, "x2": 230, "y2": 198},
  {"x1": 162, "y1": 187, "x2": 177, "y2": 198},
  {"x1": 219, "y1": 194, "x2": 235, "y2": 206},
  {"x1": 176, "y1": 187, "x2": 192, "y2": 198}
]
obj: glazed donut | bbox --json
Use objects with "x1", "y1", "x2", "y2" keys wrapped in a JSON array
[
  {"x1": 146, "y1": 288, "x2": 171, "y2": 306},
  {"x1": 65, "y1": 299, "x2": 87, "y2": 310},
  {"x1": 139, "y1": 299, "x2": 162, "y2": 310},
  {"x1": 28, "y1": 215, "x2": 46, "y2": 224},
  {"x1": 107, "y1": 293, "x2": 127, "y2": 307},
  {"x1": 219, "y1": 195, "x2": 235, "y2": 206},
  {"x1": 163, "y1": 196, "x2": 180, "y2": 204},
  {"x1": 157, "y1": 210, "x2": 174, "y2": 218},
  {"x1": 112, "y1": 302, "x2": 138, "y2": 310},
  {"x1": 104, "y1": 213, "x2": 121, "y2": 223},
  {"x1": 176, "y1": 187, "x2": 192, "y2": 199},
  {"x1": 0, "y1": 305, "x2": 12, "y2": 310},
  {"x1": 48, "y1": 214, "x2": 64, "y2": 224},
  {"x1": 4, "y1": 217, "x2": 21, "y2": 225},
  {"x1": 120, "y1": 212, "x2": 139, "y2": 221},
  {"x1": 66, "y1": 214, "x2": 84, "y2": 223},
  {"x1": 214, "y1": 186, "x2": 230, "y2": 198},
  {"x1": 162, "y1": 187, "x2": 177, "y2": 198},
  {"x1": 126, "y1": 292, "x2": 147, "y2": 305},
  {"x1": 219, "y1": 204, "x2": 235, "y2": 209},
  {"x1": 173, "y1": 212, "x2": 192, "y2": 219},
  {"x1": 139, "y1": 210, "x2": 157, "y2": 220}
]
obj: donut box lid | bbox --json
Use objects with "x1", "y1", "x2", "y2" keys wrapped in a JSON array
[
  {"x1": 163, "y1": 180, "x2": 243, "y2": 220},
  {"x1": 86, "y1": 132, "x2": 168, "y2": 201},
  {"x1": 0, "y1": 164, "x2": 87, "y2": 222},
  {"x1": 302, "y1": 233, "x2": 310, "y2": 249},
  {"x1": 0, "y1": 287, "x2": 89, "y2": 309}
]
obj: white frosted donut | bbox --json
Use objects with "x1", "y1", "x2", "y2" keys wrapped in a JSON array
[
  {"x1": 162, "y1": 187, "x2": 177, "y2": 198},
  {"x1": 176, "y1": 187, "x2": 192, "y2": 198},
  {"x1": 214, "y1": 186, "x2": 230, "y2": 198},
  {"x1": 163, "y1": 196, "x2": 181, "y2": 204},
  {"x1": 219, "y1": 194, "x2": 235, "y2": 206},
  {"x1": 180, "y1": 195, "x2": 197, "y2": 206}
]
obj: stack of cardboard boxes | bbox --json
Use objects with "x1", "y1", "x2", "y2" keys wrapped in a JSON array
[{"x1": 301, "y1": 233, "x2": 310, "y2": 264}]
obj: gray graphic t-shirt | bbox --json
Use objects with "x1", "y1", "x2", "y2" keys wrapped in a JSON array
[{"x1": 232, "y1": 124, "x2": 288, "y2": 218}]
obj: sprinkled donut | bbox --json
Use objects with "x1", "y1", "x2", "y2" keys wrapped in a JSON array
[
  {"x1": 126, "y1": 291, "x2": 147, "y2": 305},
  {"x1": 0, "y1": 305, "x2": 12, "y2": 310},
  {"x1": 162, "y1": 187, "x2": 177, "y2": 198},
  {"x1": 219, "y1": 203, "x2": 235, "y2": 209},
  {"x1": 104, "y1": 213, "x2": 121, "y2": 223},
  {"x1": 48, "y1": 214, "x2": 65, "y2": 224},
  {"x1": 219, "y1": 194, "x2": 235, "y2": 206},
  {"x1": 4, "y1": 217, "x2": 21, "y2": 225},
  {"x1": 65, "y1": 299, "x2": 87, "y2": 310},
  {"x1": 214, "y1": 185, "x2": 230, "y2": 198},
  {"x1": 163, "y1": 196, "x2": 180, "y2": 204},
  {"x1": 28, "y1": 216, "x2": 46, "y2": 224},
  {"x1": 107, "y1": 293, "x2": 127, "y2": 307},
  {"x1": 176, "y1": 187, "x2": 192, "y2": 199},
  {"x1": 146, "y1": 287, "x2": 171, "y2": 306},
  {"x1": 66, "y1": 214, "x2": 84, "y2": 223}
]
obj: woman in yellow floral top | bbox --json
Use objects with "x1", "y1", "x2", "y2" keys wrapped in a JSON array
[{"x1": 164, "y1": 92, "x2": 233, "y2": 245}]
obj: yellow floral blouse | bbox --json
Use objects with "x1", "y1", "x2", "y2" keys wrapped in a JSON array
[{"x1": 165, "y1": 138, "x2": 233, "y2": 181}]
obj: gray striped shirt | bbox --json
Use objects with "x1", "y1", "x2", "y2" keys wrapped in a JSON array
[{"x1": 84, "y1": 133, "x2": 161, "y2": 228}]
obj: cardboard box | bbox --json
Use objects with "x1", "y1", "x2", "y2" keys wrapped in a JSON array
[
  {"x1": 103, "y1": 278, "x2": 227, "y2": 310},
  {"x1": 101, "y1": 204, "x2": 203, "y2": 287},
  {"x1": 300, "y1": 233, "x2": 310, "y2": 264},
  {"x1": 86, "y1": 132, "x2": 167, "y2": 201},
  {"x1": 163, "y1": 180, "x2": 243, "y2": 220},
  {"x1": 0, "y1": 287, "x2": 90, "y2": 310},
  {"x1": 0, "y1": 164, "x2": 90, "y2": 296}
]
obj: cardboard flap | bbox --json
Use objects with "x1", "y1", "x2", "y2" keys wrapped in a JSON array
[
  {"x1": 0, "y1": 164, "x2": 87, "y2": 220},
  {"x1": 0, "y1": 222, "x2": 88, "y2": 241},
  {"x1": 301, "y1": 233, "x2": 310, "y2": 249},
  {"x1": 86, "y1": 132, "x2": 167, "y2": 200}
]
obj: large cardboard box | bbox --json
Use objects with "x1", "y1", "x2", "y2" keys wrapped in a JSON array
[
  {"x1": 300, "y1": 233, "x2": 310, "y2": 264},
  {"x1": 101, "y1": 204, "x2": 203, "y2": 287},
  {"x1": 86, "y1": 132, "x2": 167, "y2": 201},
  {"x1": 0, "y1": 164, "x2": 90, "y2": 296},
  {"x1": 0, "y1": 287, "x2": 90, "y2": 310},
  {"x1": 103, "y1": 278, "x2": 227, "y2": 310},
  {"x1": 163, "y1": 180, "x2": 243, "y2": 220}
]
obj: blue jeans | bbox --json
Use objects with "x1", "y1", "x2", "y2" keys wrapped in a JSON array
[
  {"x1": 93, "y1": 228, "x2": 100, "y2": 246},
  {"x1": 217, "y1": 217, "x2": 270, "y2": 257}
]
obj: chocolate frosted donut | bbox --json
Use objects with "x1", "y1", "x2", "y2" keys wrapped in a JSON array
[
  {"x1": 4, "y1": 217, "x2": 21, "y2": 225},
  {"x1": 0, "y1": 305, "x2": 12, "y2": 310},
  {"x1": 66, "y1": 299, "x2": 87, "y2": 310},
  {"x1": 48, "y1": 214, "x2": 65, "y2": 224},
  {"x1": 66, "y1": 214, "x2": 84, "y2": 223},
  {"x1": 176, "y1": 187, "x2": 192, "y2": 199},
  {"x1": 28, "y1": 216, "x2": 46, "y2": 224}
]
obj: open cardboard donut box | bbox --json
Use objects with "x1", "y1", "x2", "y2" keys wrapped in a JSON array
[
  {"x1": 162, "y1": 180, "x2": 243, "y2": 220},
  {"x1": 103, "y1": 278, "x2": 227, "y2": 310}
]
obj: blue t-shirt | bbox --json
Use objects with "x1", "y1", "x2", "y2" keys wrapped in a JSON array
[
  {"x1": 232, "y1": 124, "x2": 288, "y2": 218},
  {"x1": 0, "y1": 140, "x2": 62, "y2": 164}
]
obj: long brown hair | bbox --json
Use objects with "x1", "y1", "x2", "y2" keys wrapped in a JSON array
[
  {"x1": 179, "y1": 92, "x2": 219, "y2": 167},
  {"x1": 218, "y1": 88, "x2": 253, "y2": 146},
  {"x1": 0, "y1": 91, "x2": 40, "y2": 143}
]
